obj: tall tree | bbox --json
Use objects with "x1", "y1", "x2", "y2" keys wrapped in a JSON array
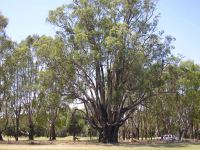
[
  {"x1": 47, "y1": 0, "x2": 174, "y2": 143},
  {"x1": 0, "y1": 13, "x2": 14, "y2": 141},
  {"x1": 15, "y1": 36, "x2": 38, "y2": 140},
  {"x1": 10, "y1": 43, "x2": 26, "y2": 141},
  {"x1": 34, "y1": 35, "x2": 72, "y2": 140}
]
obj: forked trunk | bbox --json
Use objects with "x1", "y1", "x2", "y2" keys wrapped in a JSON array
[{"x1": 99, "y1": 125, "x2": 119, "y2": 143}]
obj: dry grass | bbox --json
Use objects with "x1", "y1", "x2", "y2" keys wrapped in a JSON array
[
  {"x1": 0, "y1": 143, "x2": 200, "y2": 150},
  {"x1": 2, "y1": 136, "x2": 96, "y2": 142},
  {"x1": 0, "y1": 137, "x2": 200, "y2": 150}
]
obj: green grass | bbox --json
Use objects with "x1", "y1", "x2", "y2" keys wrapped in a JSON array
[{"x1": 0, "y1": 143, "x2": 200, "y2": 150}]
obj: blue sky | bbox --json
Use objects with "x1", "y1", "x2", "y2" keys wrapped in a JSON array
[
  {"x1": 0, "y1": 0, "x2": 200, "y2": 64},
  {"x1": 158, "y1": 0, "x2": 200, "y2": 64}
]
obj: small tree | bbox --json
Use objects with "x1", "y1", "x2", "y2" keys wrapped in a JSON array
[{"x1": 67, "y1": 109, "x2": 87, "y2": 140}]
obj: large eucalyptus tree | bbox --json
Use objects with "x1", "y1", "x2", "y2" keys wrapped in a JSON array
[{"x1": 47, "y1": 0, "x2": 174, "y2": 143}]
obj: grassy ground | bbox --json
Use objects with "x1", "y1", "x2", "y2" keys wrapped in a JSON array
[
  {"x1": 0, "y1": 143, "x2": 200, "y2": 150},
  {"x1": 2, "y1": 136, "x2": 96, "y2": 142},
  {"x1": 0, "y1": 137, "x2": 200, "y2": 150}
]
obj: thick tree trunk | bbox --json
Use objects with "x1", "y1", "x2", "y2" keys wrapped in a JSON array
[
  {"x1": 99, "y1": 125, "x2": 119, "y2": 143},
  {"x1": 49, "y1": 123, "x2": 56, "y2": 141},
  {"x1": 0, "y1": 132, "x2": 3, "y2": 141}
]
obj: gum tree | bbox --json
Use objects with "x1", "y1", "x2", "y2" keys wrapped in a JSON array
[
  {"x1": 14, "y1": 36, "x2": 38, "y2": 140},
  {"x1": 33, "y1": 35, "x2": 72, "y2": 140},
  {"x1": 48, "y1": 0, "x2": 174, "y2": 143},
  {"x1": 0, "y1": 13, "x2": 13, "y2": 141}
]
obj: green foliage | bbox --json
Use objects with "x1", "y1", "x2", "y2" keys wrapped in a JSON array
[
  {"x1": 46, "y1": 0, "x2": 176, "y2": 143},
  {"x1": 66, "y1": 110, "x2": 88, "y2": 136},
  {"x1": 0, "y1": 13, "x2": 8, "y2": 31}
]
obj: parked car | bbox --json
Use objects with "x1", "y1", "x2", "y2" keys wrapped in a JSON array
[{"x1": 162, "y1": 134, "x2": 178, "y2": 141}]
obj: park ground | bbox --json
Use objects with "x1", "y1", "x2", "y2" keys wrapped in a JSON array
[{"x1": 0, "y1": 137, "x2": 200, "y2": 150}]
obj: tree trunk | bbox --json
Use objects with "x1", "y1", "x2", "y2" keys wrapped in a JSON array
[
  {"x1": 136, "y1": 127, "x2": 139, "y2": 140},
  {"x1": 99, "y1": 125, "x2": 119, "y2": 143},
  {"x1": 150, "y1": 128, "x2": 153, "y2": 140},
  {"x1": 122, "y1": 129, "x2": 126, "y2": 141},
  {"x1": 73, "y1": 126, "x2": 76, "y2": 142},
  {"x1": 197, "y1": 125, "x2": 200, "y2": 140},
  {"x1": 0, "y1": 132, "x2": 3, "y2": 141},
  {"x1": 49, "y1": 123, "x2": 56, "y2": 141},
  {"x1": 145, "y1": 127, "x2": 147, "y2": 140},
  {"x1": 29, "y1": 123, "x2": 34, "y2": 140},
  {"x1": 178, "y1": 128, "x2": 184, "y2": 141},
  {"x1": 194, "y1": 124, "x2": 199, "y2": 140},
  {"x1": 131, "y1": 120, "x2": 134, "y2": 142},
  {"x1": 190, "y1": 121, "x2": 194, "y2": 139},
  {"x1": 98, "y1": 129, "x2": 103, "y2": 142},
  {"x1": 141, "y1": 121, "x2": 144, "y2": 140},
  {"x1": 15, "y1": 116, "x2": 19, "y2": 141}
]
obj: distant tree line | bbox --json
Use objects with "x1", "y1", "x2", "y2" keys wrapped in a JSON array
[{"x1": 0, "y1": 0, "x2": 200, "y2": 143}]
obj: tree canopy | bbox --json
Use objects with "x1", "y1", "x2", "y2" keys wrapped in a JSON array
[{"x1": 47, "y1": 0, "x2": 174, "y2": 143}]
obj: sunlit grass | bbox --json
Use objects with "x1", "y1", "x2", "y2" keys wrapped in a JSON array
[
  {"x1": 0, "y1": 143, "x2": 200, "y2": 150},
  {"x1": 2, "y1": 136, "x2": 97, "y2": 142},
  {"x1": 1, "y1": 136, "x2": 200, "y2": 150}
]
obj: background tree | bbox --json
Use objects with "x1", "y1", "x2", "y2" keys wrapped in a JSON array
[
  {"x1": 176, "y1": 61, "x2": 200, "y2": 140},
  {"x1": 0, "y1": 13, "x2": 14, "y2": 141},
  {"x1": 15, "y1": 35, "x2": 38, "y2": 140},
  {"x1": 10, "y1": 42, "x2": 27, "y2": 141},
  {"x1": 34, "y1": 35, "x2": 73, "y2": 140},
  {"x1": 66, "y1": 108, "x2": 87, "y2": 141}
]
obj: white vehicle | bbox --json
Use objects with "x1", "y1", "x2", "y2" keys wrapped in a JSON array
[{"x1": 162, "y1": 134, "x2": 177, "y2": 141}]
